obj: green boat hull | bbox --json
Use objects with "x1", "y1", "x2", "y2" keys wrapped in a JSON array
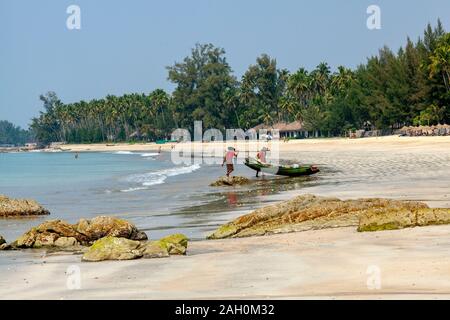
[{"x1": 244, "y1": 159, "x2": 319, "y2": 177}]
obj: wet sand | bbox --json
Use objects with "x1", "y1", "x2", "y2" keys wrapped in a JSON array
[{"x1": 1, "y1": 136, "x2": 449, "y2": 299}]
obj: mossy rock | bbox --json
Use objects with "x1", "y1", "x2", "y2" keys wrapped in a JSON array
[
  {"x1": 207, "y1": 224, "x2": 239, "y2": 240},
  {"x1": 158, "y1": 234, "x2": 189, "y2": 255},
  {"x1": 210, "y1": 176, "x2": 250, "y2": 187},
  {"x1": 82, "y1": 236, "x2": 142, "y2": 262},
  {"x1": 358, "y1": 208, "x2": 450, "y2": 232},
  {"x1": 207, "y1": 194, "x2": 450, "y2": 238},
  {"x1": 141, "y1": 241, "x2": 170, "y2": 258},
  {"x1": 9, "y1": 216, "x2": 147, "y2": 250}
]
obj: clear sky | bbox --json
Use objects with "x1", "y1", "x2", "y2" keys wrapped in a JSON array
[{"x1": 1, "y1": 0, "x2": 449, "y2": 128}]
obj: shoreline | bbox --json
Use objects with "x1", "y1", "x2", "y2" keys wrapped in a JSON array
[
  {"x1": 56, "y1": 135, "x2": 450, "y2": 153},
  {"x1": 1, "y1": 135, "x2": 450, "y2": 299}
]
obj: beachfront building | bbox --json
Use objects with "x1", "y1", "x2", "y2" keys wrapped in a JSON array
[{"x1": 251, "y1": 121, "x2": 306, "y2": 139}]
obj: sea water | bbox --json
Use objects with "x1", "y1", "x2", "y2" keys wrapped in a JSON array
[{"x1": 0, "y1": 151, "x2": 314, "y2": 242}]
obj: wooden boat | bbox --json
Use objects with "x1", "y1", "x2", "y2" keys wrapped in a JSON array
[{"x1": 244, "y1": 158, "x2": 319, "y2": 177}]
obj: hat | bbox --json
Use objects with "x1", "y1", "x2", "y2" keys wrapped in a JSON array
[
  {"x1": 228, "y1": 147, "x2": 235, "y2": 151},
  {"x1": 261, "y1": 147, "x2": 269, "y2": 151}
]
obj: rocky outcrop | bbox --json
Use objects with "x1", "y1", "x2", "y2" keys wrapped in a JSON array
[
  {"x1": 8, "y1": 216, "x2": 147, "y2": 249},
  {"x1": 0, "y1": 235, "x2": 5, "y2": 246},
  {"x1": 207, "y1": 194, "x2": 444, "y2": 239},
  {"x1": 74, "y1": 216, "x2": 148, "y2": 242},
  {"x1": 82, "y1": 237, "x2": 142, "y2": 262},
  {"x1": 83, "y1": 233, "x2": 189, "y2": 262},
  {"x1": 210, "y1": 176, "x2": 250, "y2": 187},
  {"x1": 0, "y1": 195, "x2": 50, "y2": 217},
  {"x1": 358, "y1": 207, "x2": 450, "y2": 232}
]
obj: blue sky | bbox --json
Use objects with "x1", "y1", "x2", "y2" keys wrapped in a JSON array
[{"x1": 1, "y1": 0, "x2": 449, "y2": 128}]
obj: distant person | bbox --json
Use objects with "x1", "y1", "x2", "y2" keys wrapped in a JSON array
[
  {"x1": 74, "y1": 152, "x2": 79, "y2": 159},
  {"x1": 222, "y1": 147, "x2": 238, "y2": 177},
  {"x1": 158, "y1": 146, "x2": 162, "y2": 154}
]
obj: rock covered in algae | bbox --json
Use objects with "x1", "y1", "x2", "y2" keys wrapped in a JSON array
[
  {"x1": 83, "y1": 233, "x2": 189, "y2": 261},
  {"x1": 158, "y1": 233, "x2": 188, "y2": 255},
  {"x1": 141, "y1": 233, "x2": 189, "y2": 258},
  {"x1": 0, "y1": 195, "x2": 50, "y2": 217},
  {"x1": 207, "y1": 194, "x2": 445, "y2": 239},
  {"x1": 210, "y1": 176, "x2": 250, "y2": 187},
  {"x1": 7, "y1": 216, "x2": 147, "y2": 249},
  {"x1": 82, "y1": 236, "x2": 142, "y2": 262},
  {"x1": 358, "y1": 207, "x2": 450, "y2": 232}
]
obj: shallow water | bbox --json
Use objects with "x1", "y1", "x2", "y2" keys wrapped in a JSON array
[
  {"x1": 1, "y1": 147, "x2": 449, "y2": 247},
  {"x1": 0, "y1": 151, "x2": 319, "y2": 242}
]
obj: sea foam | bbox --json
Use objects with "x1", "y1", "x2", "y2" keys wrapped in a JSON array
[{"x1": 121, "y1": 164, "x2": 201, "y2": 192}]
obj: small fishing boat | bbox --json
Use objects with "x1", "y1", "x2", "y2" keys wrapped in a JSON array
[{"x1": 244, "y1": 158, "x2": 319, "y2": 177}]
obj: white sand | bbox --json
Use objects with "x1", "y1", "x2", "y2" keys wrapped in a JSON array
[
  {"x1": 1, "y1": 136, "x2": 449, "y2": 299},
  {"x1": 1, "y1": 225, "x2": 450, "y2": 299}
]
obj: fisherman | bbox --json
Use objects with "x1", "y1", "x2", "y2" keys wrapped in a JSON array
[
  {"x1": 255, "y1": 147, "x2": 269, "y2": 177},
  {"x1": 222, "y1": 147, "x2": 238, "y2": 177}
]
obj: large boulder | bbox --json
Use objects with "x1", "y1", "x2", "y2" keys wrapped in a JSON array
[
  {"x1": 0, "y1": 195, "x2": 50, "y2": 217},
  {"x1": 10, "y1": 216, "x2": 147, "y2": 249},
  {"x1": 75, "y1": 216, "x2": 147, "y2": 242},
  {"x1": 82, "y1": 236, "x2": 142, "y2": 262},
  {"x1": 82, "y1": 233, "x2": 189, "y2": 261},
  {"x1": 358, "y1": 207, "x2": 450, "y2": 232},
  {"x1": 210, "y1": 176, "x2": 250, "y2": 187},
  {"x1": 207, "y1": 194, "x2": 436, "y2": 239},
  {"x1": 0, "y1": 235, "x2": 5, "y2": 246}
]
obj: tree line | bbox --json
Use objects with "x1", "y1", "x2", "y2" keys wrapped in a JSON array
[
  {"x1": 0, "y1": 120, "x2": 34, "y2": 146},
  {"x1": 28, "y1": 20, "x2": 449, "y2": 144}
]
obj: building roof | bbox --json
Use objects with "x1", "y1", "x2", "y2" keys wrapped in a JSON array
[{"x1": 250, "y1": 121, "x2": 303, "y2": 132}]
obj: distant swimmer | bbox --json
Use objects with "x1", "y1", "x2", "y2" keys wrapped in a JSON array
[{"x1": 75, "y1": 152, "x2": 79, "y2": 159}]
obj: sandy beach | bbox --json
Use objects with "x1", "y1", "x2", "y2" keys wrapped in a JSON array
[
  {"x1": 1, "y1": 225, "x2": 450, "y2": 299},
  {"x1": 64, "y1": 135, "x2": 450, "y2": 154},
  {"x1": 1, "y1": 136, "x2": 450, "y2": 299}
]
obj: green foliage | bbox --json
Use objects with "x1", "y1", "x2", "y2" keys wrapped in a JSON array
[
  {"x1": 0, "y1": 120, "x2": 33, "y2": 145},
  {"x1": 30, "y1": 21, "x2": 449, "y2": 144},
  {"x1": 167, "y1": 43, "x2": 238, "y2": 131}
]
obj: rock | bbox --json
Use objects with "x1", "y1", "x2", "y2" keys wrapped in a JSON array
[
  {"x1": 210, "y1": 176, "x2": 250, "y2": 187},
  {"x1": 54, "y1": 237, "x2": 79, "y2": 247},
  {"x1": 0, "y1": 195, "x2": 50, "y2": 217},
  {"x1": 358, "y1": 207, "x2": 450, "y2": 232},
  {"x1": 75, "y1": 216, "x2": 147, "y2": 242},
  {"x1": 141, "y1": 241, "x2": 170, "y2": 259},
  {"x1": 0, "y1": 235, "x2": 5, "y2": 246},
  {"x1": 34, "y1": 232, "x2": 59, "y2": 248},
  {"x1": 82, "y1": 236, "x2": 142, "y2": 262},
  {"x1": 141, "y1": 234, "x2": 188, "y2": 258},
  {"x1": 15, "y1": 228, "x2": 39, "y2": 247},
  {"x1": 10, "y1": 216, "x2": 147, "y2": 249},
  {"x1": 37, "y1": 220, "x2": 86, "y2": 242},
  {"x1": 158, "y1": 234, "x2": 188, "y2": 255},
  {"x1": 207, "y1": 194, "x2": 435, "y2": 239}
]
